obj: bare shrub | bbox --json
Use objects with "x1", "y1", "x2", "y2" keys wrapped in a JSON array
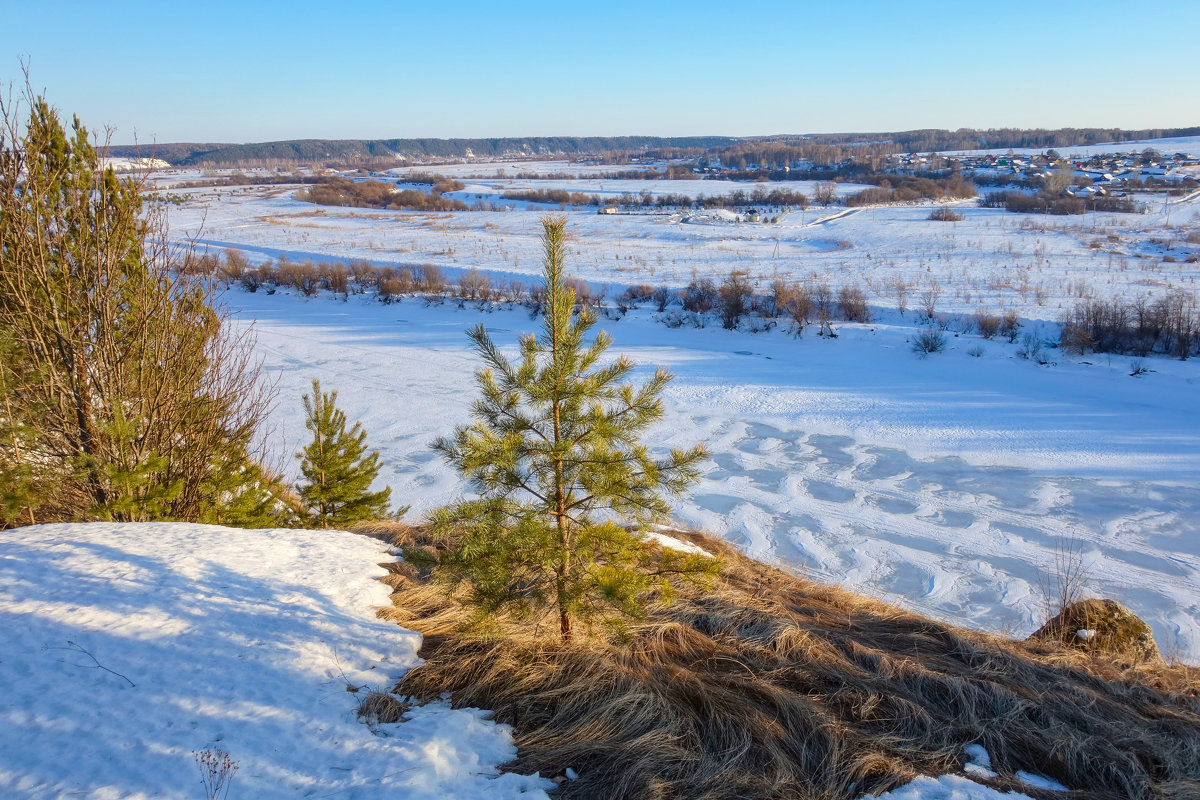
[
  {"x1": 772, "y1": 279, "x2": 811, "y2": 334},
  {"x1": 837, "y1": 284, "x2": 870, "y2": 322},
  {"x1": 682, "y1": 275, "x2": 716, "y2": 314},
  {"x1": 813, "y1": 180, "x2": 838, "y2": 206},
  {"x1": 1037, "y1": 537, "x2": 1091, "y2": 622},
  {"x1": 277, "y1": 260, "x2": 320, "y2": 296},
  {"x1": 1059, "y1": 291, "x2": 1198, "y2": 359},
  {"x1": 891, "y1": 277, "x2": 909, "y2": 315},
  {"x1": 220, "y1": 248, "x2": 249, "y2": 282},
  {"x1": 974, "y1": 310, "x2": 1001, "y2": 339},
  {"x1": 324, "y1": 263, "x2": 350, "y2": 296},
  {"x1": 498, "y1": 279, "x2": 526, "y2": 303},
  {"x1": 1000, "y1": 310, "x2": 1021, "y2": 342},
  {"x1": 458, "y1": 268, "x2": 492, "y2": 301},
  {"x1": 814, "y1": 282, "x2": 836, "y2": 337},
  {"x1": 377, "y1": 277, "x2": 403, "y2": 304},
  {"x1": 193, "y1": 749, "x2": 239, "y2": 800},
  {"x1": 1017, "y1": 332, "x2": 1048, "y2": 364},
  {"x1": 928, "y1": 206, "x2": 964, "y2": 222},
  {"x1": 718, "y1": 270, "x2": 753, "y2": 329},
  {"x1": 564, "y1": 275, "x2": 600, "y2": 309},
  {"x1": 651, "y1": 285, "x2": 673, "y2": 312},
  {"x1": 620, "y1": 284, "x2": 655, "y2": 307},
  {"x1": 415, "y1": 264, "x2": 445, "y2": 295},
  {"x1": 256, "y1": 260, "x2": 278, "y2": 289},
  {"x1": 394, "y1": 267, "x2": 416, "y2": 295},
  {"x1": 239, "y1": 269, "x2": 263, "y2": 293},
  {"x1": 919, "y1": 280, "x2": 941, "y2": 319},
  {"x1": 911, "y1": 326, "x2": 946, "y2": 355},
  {"x1": 348, "y1": 259, "x2": 377, "y2": 290}
]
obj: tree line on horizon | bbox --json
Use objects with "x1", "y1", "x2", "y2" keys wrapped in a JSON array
[{"x1": 99, "y1": 126, "x2": 1200, "y2": 169}]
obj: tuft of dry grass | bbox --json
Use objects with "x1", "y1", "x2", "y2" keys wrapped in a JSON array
[
  {"x1": 356, "y1": 691, "x2": 410, "y2": 725},
  {"x1": 347, "y1": 517, "x2": 417, "y2": 543},
  {"x1": 378, "y1": 529, "x2": 1200, "y2": 800}
]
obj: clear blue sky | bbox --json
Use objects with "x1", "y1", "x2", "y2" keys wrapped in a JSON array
[{"x1": 2, "y1": 0, "x2": 1196, "y2": 144}]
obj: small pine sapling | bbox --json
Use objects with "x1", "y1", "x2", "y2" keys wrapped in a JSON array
[
  {"x1": 296, "y1": 380, "x2": 394, "y2": 528},
  {"x1": 423, "y1": 217, "x2": 715, "y2": 642}
]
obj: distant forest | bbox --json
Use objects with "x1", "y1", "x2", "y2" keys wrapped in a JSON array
[
  {"x1": 102, "y1": 136, "x2": 738, "y2": 167},
  {"x1": 101, "y1": 127, "x2": 1200, "y2": 168}
]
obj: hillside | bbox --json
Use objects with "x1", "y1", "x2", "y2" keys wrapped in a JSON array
[
  {"x1": 102, "y1": 136, "x2": 741, "y2": 166},
  {"x1": 4, "y1": 522, "x2": 1196, "y2": 799},
  {"x1": 387, "y1": 524, "x2": 1200, "y2": 800},
  {"x1": 102, "y1": 126, "x2": 1200, "y2": 167}
]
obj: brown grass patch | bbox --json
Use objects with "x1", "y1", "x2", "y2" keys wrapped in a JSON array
[
  {"x1": 347, "y1": 517, "x2": 417, "y2": 543},
  {"x1": 356, "y1": 691, "x2": 410, "y2": 725},
  {"x1": 379, "y1": 529, "x2": 1200, "y2": 800}
]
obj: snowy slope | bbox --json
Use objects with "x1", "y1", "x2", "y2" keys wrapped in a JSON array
[
  {"x1": 227, "y1": 288, "x2": 1200, "y2": 661},
  {"x1": 0, "y1": 523, "x2": 552, "y2": 799}
]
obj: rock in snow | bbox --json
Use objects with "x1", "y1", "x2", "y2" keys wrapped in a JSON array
[{"x1": 1030, "y1": 597, "x2": 1163, "y2": 665}]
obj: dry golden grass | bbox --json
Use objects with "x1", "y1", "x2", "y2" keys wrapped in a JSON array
[
  {"x1": 356, "y1": 690, "x2": 410, "y2": 725},
  {"x1": 377, "y1": 528, "x2": 1200, "y2": 800},
  {"x1": 347, "y1": 518, "x2": 416, "y2": 543}
]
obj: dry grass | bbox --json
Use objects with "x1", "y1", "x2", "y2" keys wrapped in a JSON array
[
  {"x1": 377, "y1": 528, "x2": 1200, "y2": 800},
  {"x1": 356, "y1": 691, "x2": 410, "y2": 725},
  {"x1": 347, "y1": 517, "x2": 416, "y2": 543}
]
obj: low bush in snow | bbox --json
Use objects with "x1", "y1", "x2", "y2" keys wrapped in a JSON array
[{"x1": 912, "y1": 326, "x2": 946, "y2": 355}]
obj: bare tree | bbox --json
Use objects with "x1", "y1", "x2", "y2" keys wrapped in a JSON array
[
  {"x1": 919, "y1": 279, "x2": 942, "y2": 319},
  {"x1": 772, "y1": 279, "x2": 811, "y2": 335},
  {"x1": 813, "y1": 181, "x2": 838, "y2": 207},
  {"x1": 718, "y1": 271, "x2": 753, "y2": 330}
]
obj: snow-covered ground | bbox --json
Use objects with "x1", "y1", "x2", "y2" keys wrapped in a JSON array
[{"x1": 0, "y1": 523, "x2": 553, "y2": 799}]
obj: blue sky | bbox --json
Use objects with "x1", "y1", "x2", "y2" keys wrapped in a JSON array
[{"x1": 2, "y1": 0, "x2": 1196, "y2": 144}]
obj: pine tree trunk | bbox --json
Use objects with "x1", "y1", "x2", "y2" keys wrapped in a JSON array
[
  {"x1": 554, "y1": 400, "x2": 572, "y2": 642},
  {"x1": 558, "y1": 585, "x2": 572, "y2": 642},
  {"x1": 71, "y1": 353, "x2": 106, "y2": 511}
]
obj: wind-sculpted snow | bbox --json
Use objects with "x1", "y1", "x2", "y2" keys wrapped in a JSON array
[{"x1": 229, "y1": 291, "x2": 1200, "y2": 662}]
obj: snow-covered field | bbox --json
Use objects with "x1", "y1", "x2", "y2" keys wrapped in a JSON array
[
  {"x1": 167, "y1": 167, "x2": 1199, "y2": 327},
  {"x1": 155, "y1": 165, "x2": 1200, "y2": 662}
]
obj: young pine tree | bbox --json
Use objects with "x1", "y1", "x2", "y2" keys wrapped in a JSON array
[
  {"x1": 425, "y1": 217, "x2": 714, "y2": 642},
  {"x1": 296, "y1": 380, "x2": 393, "y2": 528}
]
